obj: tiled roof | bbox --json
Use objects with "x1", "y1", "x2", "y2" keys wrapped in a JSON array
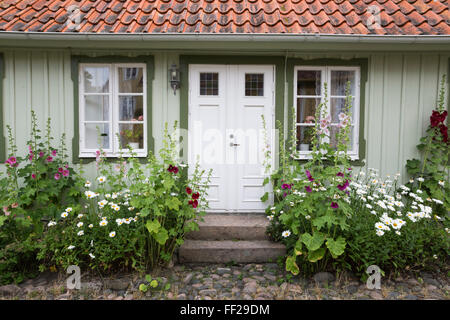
[{"x1": 0, "y1": 0, "x2": 449, "y2": 35}]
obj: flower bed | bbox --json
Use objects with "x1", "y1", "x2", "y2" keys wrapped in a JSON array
[{"x1": 263, "y1": 80, "x2": 449, "y2": 279}]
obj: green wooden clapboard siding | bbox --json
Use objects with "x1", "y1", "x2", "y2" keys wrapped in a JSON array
[{"x1": 0, "y1": 49, "x2": 449, "y2": 182}]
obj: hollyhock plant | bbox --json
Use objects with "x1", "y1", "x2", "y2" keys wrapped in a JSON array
[{"x1": 263, "y1": 82, "x2": 354, "y2": 276}]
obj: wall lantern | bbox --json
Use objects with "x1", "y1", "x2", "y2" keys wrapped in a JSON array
[{"x1": 169, "y1": 64, "x2": 180, "y2": 95}]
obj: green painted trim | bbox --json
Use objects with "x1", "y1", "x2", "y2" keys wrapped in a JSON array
[
  {"x1": 179, "y1": 55, "x2": 286, "y2": 162},
  {"x1": 70, "y1": 55, "x2": 155, "y2": 164},
  {"x1": 286, "y1": 58, "x2": 368, "y2": 166},
  {"x1": 0, "y1": 53, "x2": 5, "y2": 163}
]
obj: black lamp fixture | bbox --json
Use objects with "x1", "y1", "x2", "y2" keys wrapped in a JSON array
[{"x1": 169, "y1": 64, "x2": 180, "y2": 95}]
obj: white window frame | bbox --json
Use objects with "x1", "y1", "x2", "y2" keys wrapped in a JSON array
[
  {"x1": 294, "y1": 65, "x2": 360, "y2": 160},
  {"x1": 79, "y1": 63, "x2": 147, "y2": 158}
]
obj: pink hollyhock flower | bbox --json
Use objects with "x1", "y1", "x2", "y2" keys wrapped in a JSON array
[
  {"x1": 3, "y1": 206, "x2": 10, "y2": 216},
  {"x1": 52, "y1": 150, "x2": 57, "y2": 156},
  {"x1": 305, "y1": 170, "x2": 314, "y2": 182},
  {"x1": 46, "y1": 156, "x2": 53, "y2": 163},
  {"x1": 58, "y1": 167, "x2": 64, "y2": 173},
  {"x1": 29, "y1": 154, "x2": 33, "y2": 161},
  {"x1": 31, "y1": 173, "x2": 36, "y2": 179},
  {"x1": 62, "y1": 170, "x2": 70, "y2": 177},
  {"x1": 282, "y1": 183, "x2": 291, "y2": 190},
  {"x1": 39, "y1": 151, "x2": 44, "y2": 158},
  {"x1": 65, "y1": 164, "x2": 68, "y2": 169},
  {"x1": 11, "y1": 202, "x2": 18, "y2": 208},
  {"x1": 54, "y1": 173, "x2": 61, "y2": 180},
  {"x1": 331, "y1": 202, "x2": 339, "y2": 209}
]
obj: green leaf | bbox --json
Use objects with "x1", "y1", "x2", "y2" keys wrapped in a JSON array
[
  {"x1": 326, "y1": 236, "x2": 346, "y2": 258},
  {"x1": 153, "y1": 228, "x2": 169, "y2": 245},
  {"x1": 301, "y1": 232, "x2": 325, "y2": 251},
  {"x1": 0, "y1": 216, "x2": 7, "y2": 227},
  {"x1": 263, "y1": 177, "x2": 270, "y2": 186},
  {"x1": 150, "y1": 280, "x2": 158, "y2": 288},
  {"x1": 146, "y1": 219, "x2": 161, "y2": 234},
  {"x1": 308, "y1": 248, "x2": 326, "y2": 263},
  {"x1": 145, "y1": 274, "x2": 152, "y2": 283},
  {"x1": 260, "y1": 192, "x2": 269, "y2": 202},
  {"x1": 166, "y1": 197, "x2": 182, "y2": 211},
  {"x1": 139, "y1": 284, "x2": 148, "y2": 293},
  {"x1": 285, "y1": 255, "x2": 299, "y2": 275},
  {"x1": 312, "y1": 214, "x2": 337, "y2": 230}
]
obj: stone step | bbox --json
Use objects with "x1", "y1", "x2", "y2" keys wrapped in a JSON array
[
  {"x1": 186, "y1": 213, "x2": 270, "y2": 240},
  {"x1": 178, "y1": 240, "x2": 286, "y2": 263}
]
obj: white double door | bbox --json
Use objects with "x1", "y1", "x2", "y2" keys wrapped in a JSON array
[{"x1": 188, "y1": 64, "x2": 275, "y2": 212}]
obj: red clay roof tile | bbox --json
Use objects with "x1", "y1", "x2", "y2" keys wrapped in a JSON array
[{"x1": 0, "y1": 0, "x2": 448, "y2": 35}]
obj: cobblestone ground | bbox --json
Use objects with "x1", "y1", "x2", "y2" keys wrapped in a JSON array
[{"x1": 0, "y1": 263, "x2": 449, "y2": 300}]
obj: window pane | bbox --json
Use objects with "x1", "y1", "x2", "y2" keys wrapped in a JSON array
[
  {"x1": 330, "y1": 97, "x2": 355, "y2": 123},
  {"x1": 84, "y1": 123, "x2": 110, "y2": 149},
  {"x1": 118, "y1": 67, "x2": 144, "y2": 93},
  {"x1": 119, "y1": 96, "x2": 144, "y2": 121},
  {"x1": 119, "y1": 124, "x2": 144, "y2": 149},
  {"x1": 297, "y1": 70, "x2": 321, "y2": 96},
  {"x1": 245, "y1": 73, "x2": 264, "y2": 96},
  {"x1": 84, "y1": 95, "x2": 109, "y2": 121},
  {"x1": 83, "y1": 67, "x2": 109, "y2": 93},
  {"x1": 329, "y1": 125, "x2": 354, "y2": 150},
  {"x1": 297, "y1": 126, "x2": 315, "y2": 151},
  {"x1": 331, "y1": 70, "x2": 355, "y2": 96},
  {"x1": 200, "y1": 73, "x2": 218, "y2": 96},
  {"x1": 297, "y1": 98, "x2": 320, "y2": 123}
]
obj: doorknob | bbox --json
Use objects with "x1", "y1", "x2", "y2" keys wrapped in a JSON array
[{"x1": 230, "y1": 143, "x2": 240, "y2": 147}]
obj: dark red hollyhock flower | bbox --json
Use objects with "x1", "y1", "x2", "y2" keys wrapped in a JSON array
[
  {"x1": 439, "y1": 124, "x2": 448, "y2": 143},
  {"x1": 168, "y1": 164, "x2": 179, "y2": 174},
  {"x1": 192, "y1": 192, "x2": 200, "y2": 200},
  {"x1": 430, "y1": 110, "x2": 448, "y2": 127},
  {"x1": 186, "y1": 187, "x2": 192, "y2": 194},
  {"x1": 305, "y1": 186, "x2": 312, "y2": 193},
  {"x1": 281, "y1": 183, "x2": 291, "y2": 190},
  {"x1": 336, "y1": 172, "x2": 344, "y2": 177},
  {"x1": 331, "y1": 202, "x2": 339, "y2": 209},
  {"x1": 189, "y1": 199, "x2": 198, "y2": 208}
]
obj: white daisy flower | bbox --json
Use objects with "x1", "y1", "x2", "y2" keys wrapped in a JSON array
[
  {"x1": 84, "y1": 181, "x2": 91, "y2": 188},
  {"x1": 77, "y1": 214, "x2": 83, "y2": 219},
  {"x1": 305, "y1": 215, "x2": 311, "y2": 220},
  {"x1": 67, "y1": 245, "x2": 75, "y2": 250},
  {"x1": 77, "y1": 230, "x2": 84, "y2": 236},
  {"x1": 376, "y1": 230, "x2": 384, "y2": 236},
  {"x1": 417, "y1": 177, "x2": 424, "y2": 182},
  {"x1": 76, "y1": 222, "x2": 84, "y2": 228},
  {"x1": 395, "y1": 231, "x2": 401, "y2": 236},
  {"x1": 88, "y1": 224, "x2": 93, "y2": 228},
  {"x1": 267, "y1": 215, "x2": 274, "y2": 221},
  {"x1": 89, "y1": 253, "x2": 95, "y2": 259},
  {"x1": 97, "y1": 176, "x2": 106, "y2": 184},
  {"x1": 109, "y1": 231, "x2": 116, "y2": 238},
  {"x1": 438, "y1": 180, "x2": 445, "y2": 187},
  {"x1": 432, "y1": 199, "x2": 443, "y2": 205},
  {"x1": 47, "y1": 221, "x2": 57, "y2": 227},
  {"x1": 281, "y1": 230, "x2": 291, "y2": 238},
  {"x1": 99, "y1": 220, "x2": 108, "y2": 227},
  {"x1": 65, "y1": 207, "x2": 73, "y2": 213},
  {"x1": 61, "y1": 212, "x2": 68, "y2": 218}
]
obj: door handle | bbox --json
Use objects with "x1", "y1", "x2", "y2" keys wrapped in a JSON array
[{"x1": 230, "y1": 143, "x2": 240, "y2": 147}]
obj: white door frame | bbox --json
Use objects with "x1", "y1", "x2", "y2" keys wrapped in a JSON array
[{"x1": 188, "y1": 64, "x2": 275, "y2": 212}]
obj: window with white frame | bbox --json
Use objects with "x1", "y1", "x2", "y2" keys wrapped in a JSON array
[
  {"x1": 79, "y1": 63, "x2": 147, "y2": 157},
  {"x1": 294, "y1": 66, "x2": 360, "y2": 160}
]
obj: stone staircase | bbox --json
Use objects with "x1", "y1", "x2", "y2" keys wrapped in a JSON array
[{"x1": 178, "y1": 213, "x2": 286, "y2": 263}]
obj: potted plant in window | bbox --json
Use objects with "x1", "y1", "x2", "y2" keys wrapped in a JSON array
[
  {"x1": 299, "y1": 126, "x2": 315, "y2": 151},
  {"x1": 120, "y1": 126, "x2": 143, "y2": 150},
  {"x1": 298, "y1": 115, "x2": 315, "y2": 151}
]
